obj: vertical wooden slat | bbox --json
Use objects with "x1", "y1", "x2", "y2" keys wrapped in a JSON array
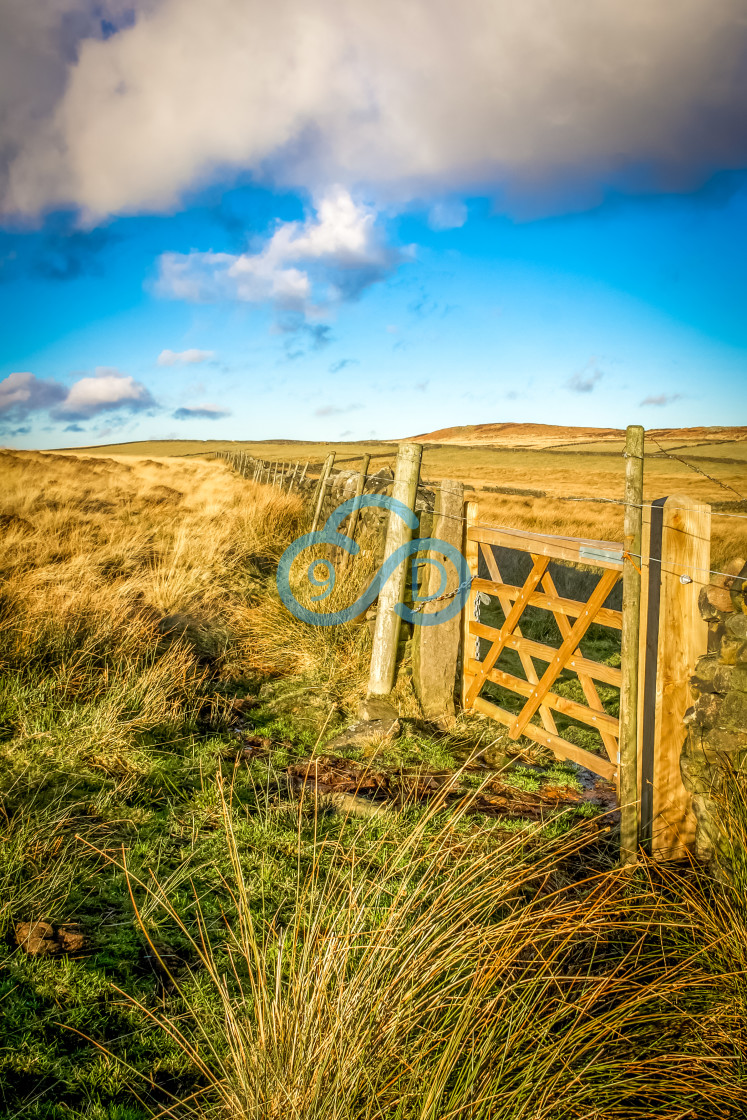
[{"x1": 640, "y1": 494, "x2": 710, "y2": 858}]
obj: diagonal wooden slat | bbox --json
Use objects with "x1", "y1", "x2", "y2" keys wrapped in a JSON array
[
  {"x1": 470, "y1": 576, "x2": 622, "y2": 630},
  {"x1": 464, "y1": 554, "x2": 550, "y2": 709},
  {"x1": 469, "y1": 621, "x2": 623, "y2": 687},
  {"x1": 479, "y1": 544, "x2": 558, "y2": 736},
  {"x1": 540, "y1": 569, "x2": 620, "y2": 765},
  {"x1": 508, "y1": 569, "x2": 621, "y2": 740},
  {"x1": 466, "y1": 659, "x2": 619, "y2": 733},
  {"x1": 472, "y1": 696, "x2": 617, "y2": 781}
]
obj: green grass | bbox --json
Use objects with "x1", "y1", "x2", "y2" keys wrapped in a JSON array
[{"x1": 2, "y1": 448, "x2": 746, "y2": 1118}]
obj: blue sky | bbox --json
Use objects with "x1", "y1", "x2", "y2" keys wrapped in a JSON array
[{"x1": 1, "y1": 1, "x2": 746, "y2": 447}]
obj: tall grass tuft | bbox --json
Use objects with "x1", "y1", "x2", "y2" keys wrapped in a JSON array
[{"x1": 121, "y1": 781, "x2": 747, "y2": 1119}]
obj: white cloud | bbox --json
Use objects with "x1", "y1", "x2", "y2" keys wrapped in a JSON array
[
  {"x1": 157, "y1": 348, "x2": 215, "y2": 366},
  {"x1": 0, "y1": 371, "x2": 67, "y2": 419},
  {"x1": 3, "y1": 1, "x2": 747, "y2": 219},
  {"x1": 0, "y1": 365, "x2": 157, "y2": 428},
  {"x1": 54, "y1": 367, "x2": 156, "y2": 418},
  {"x1": 156, "y1": 187, "x2": 405, "y2": 311}
]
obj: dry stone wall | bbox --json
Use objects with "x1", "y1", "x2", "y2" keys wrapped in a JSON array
[{"x1": 681, "y1": 558, "x2": 747, "y2": 867}]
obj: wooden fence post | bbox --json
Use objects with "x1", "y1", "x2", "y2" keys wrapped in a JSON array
[
  {"x1": 311, "y1": 453, "x2": 335, "y2": 532},
  {"x1": 638, "y1": 494, "x2": 711, "y2": 858},
  {"x1": 413, "y1": 479, "x2": 465, "y2": 725},
  {"x1": 367, "y1": 443, "x2": 423, "y2": 699},
  {"x1": 340, "y1": 453, "x2": 370, "y2": 573},
  {"x1": 461, "y1": 501, "x2": 479, "y2": 708},
  {"x1": 619, "y1": 424, "x2": 644, "y2": 865},
  {"x1": 299, "y1": 460, "x2": 309, "y2": 487}
]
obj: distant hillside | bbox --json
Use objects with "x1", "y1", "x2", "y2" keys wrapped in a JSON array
[{"x1": 409, "y1": 422, "x2": 747, "y2": 448}]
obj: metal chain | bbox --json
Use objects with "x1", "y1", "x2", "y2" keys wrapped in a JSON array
[{"x1": 410, "y1": 576, "x2": 474, "y2": 613}]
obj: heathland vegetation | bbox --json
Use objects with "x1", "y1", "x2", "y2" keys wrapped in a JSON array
[
  {"x1": 64, "y1": 425, "x2": 747, "y2": 568},
  {"x1": 1, "y1": 446, "x2": 746, "y2": 1117}
]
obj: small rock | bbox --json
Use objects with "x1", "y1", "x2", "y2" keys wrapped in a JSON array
[
  {"x1": 725, "y1": 613, "x2": 747, "y2": 641},
  {"x1": 358, "y1": 697, "x2": 398, "y2": 722},
  {"x1": 700, "y1": 727, "x2": 747, "y2": 757},
  {"x1": 717, "y1": 690, "x2": 747, "y2": 732},
  {"x1": 702, "y1": 584, "x2": 734, "y2": 615},
  {"x1": 57, "y1": 923, "x2": 87, "y2": 954},
  {"x1": 688, "y1": 692, "x2": 720, "y2": 729},
  {"x1": 15, "y1": 920, "x2": 60, "y2": 957},
  {"x1": 690, "y1": 654, "x2": 720, "y2": 695},
  {"x1": 713, "y1": 664, "x2": 734, "y2": 694},
  {"x1": 720, "y1": 638, "x2": 743, "y2": 666},
  {"x1": 326, "y1": 718, "x2": 400, "y2": 752},
  {"x1": 730, "y1": 665, "x2": 747, "y2": 692}
]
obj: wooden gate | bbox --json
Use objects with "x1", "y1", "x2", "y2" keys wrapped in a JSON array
[{"x1": 461, "y1": 515, "x2": 624, "y2": 783}]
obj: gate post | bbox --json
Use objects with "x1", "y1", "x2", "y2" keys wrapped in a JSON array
[
  {"x1": 412, "y1": 479, "x2": 465, "y2": 725},
  {"x1": 367, "y1": 443, "x2": 423, "y2": 699},
  {"x1": 460, "y1": 500, "x2": 480, "y2": 708},
  {"x1": 619, "y1": 424, "x2": 644, "y2": 865},
  {"x1": 638, "y1": 494, "x2": 711, "y2": 858}
]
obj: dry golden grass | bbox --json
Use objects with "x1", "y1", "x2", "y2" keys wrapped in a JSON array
[
  {"x1": 55, "y1": 434, "x2": 747, "y2": 571},
  {"x1": 0, "y1": 449, "x2": 306, "y2": 769}
]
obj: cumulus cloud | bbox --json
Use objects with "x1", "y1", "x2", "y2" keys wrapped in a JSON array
[
  {"x1": 53, "y1": 367, "x2": 156, "y2": 419},
  {"x1": 172, "y1": 404, "x2": 231, "y2": 419},
  {"x1": 0, "y1": 366, "x2": 157, "y2": 430},
  {"x1": 0, "y1": 371, "x2": 67, "y2": 420},
  {"x1": 640, "y1": 392, "x2": 683, "y2": 406},
  {"x1": 4, "y1": 1, "x2": 747, "y2": 220},
  {"x1": 157, "y1": 348, "x2": 214, "y2": 366},
  {"x1": 156, "y1": 188, "x2": 405, "y2": 313}
]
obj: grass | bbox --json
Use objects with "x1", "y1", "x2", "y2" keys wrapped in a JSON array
[
  {"x1": 0, "y1": 448, "x2": 745, "y2": 1117},
  {"x1": 53, "y1": 433, "x2": 747, "y2": 570}
]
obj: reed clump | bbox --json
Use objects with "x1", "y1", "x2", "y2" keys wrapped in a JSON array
[{"x1": 123, "y1": 777, "x2": 747, "y2": 1120}]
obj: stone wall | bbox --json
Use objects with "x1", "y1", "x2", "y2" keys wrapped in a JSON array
[{"x1": 681, "y1": 558, "x2": 747, "y2": 866}]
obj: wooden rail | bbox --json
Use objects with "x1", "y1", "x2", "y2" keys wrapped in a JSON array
[
  {"x1": 469, "y1": 524, "x2": 624, "y2": 571},
  {"x1": 470, "y1": 576, "x2": 622, "y2": 630}
]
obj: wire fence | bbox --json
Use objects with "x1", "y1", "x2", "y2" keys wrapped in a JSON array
[{"x1": 215, "y1": 445, "x2": 747, "y2": 589}]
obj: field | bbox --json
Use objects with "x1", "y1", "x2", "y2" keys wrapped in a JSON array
[
  {"x1": 62, "y1": 427, "x2": 747, "y2": 569},
  {"x1": 1, "y1": 446, "x2": 746, "y2": 1117}
]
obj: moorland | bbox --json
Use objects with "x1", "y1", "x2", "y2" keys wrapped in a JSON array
[{"x1": 0, "y1": 434, "x2": 746, "y2": 1118}]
